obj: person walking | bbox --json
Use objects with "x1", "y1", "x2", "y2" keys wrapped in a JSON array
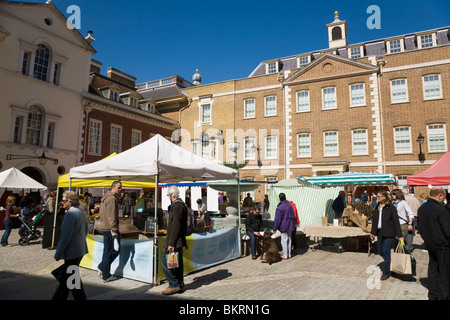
[
  {"x1": 370, "y1": 190, "x2": 403, "y2": 280},
  {"x1": 245, "y1": 206, "x2": 263, "y2": 260},
  {"x1": 391, "y1": 189, "x2": 414, "y2": 241},
  {"x1": 97, "y1": 181, "x2": 122, "y2": 283},
  {"x1": 122, "y1": 193, "x2": 132, "y2": 217},
  {"x1": 273, "y1": 193, "x2": 295, "y2": 260},
  {"x1": 418, "y1": 187, "x2": 450, "y2": 300},
  {"x1": 1, "y1": 196, "x2": 19, "y2": 247},
  {"x1": 161, "y1": 186, "x2": 187, "y2": 295},
  {"x1": 52, "y1": 191, "x2": 88, "y2": 300}
]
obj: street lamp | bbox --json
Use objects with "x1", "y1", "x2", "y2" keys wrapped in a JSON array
[{"x1": 416, "y1": 132, "x2": 425, "y2": 163}]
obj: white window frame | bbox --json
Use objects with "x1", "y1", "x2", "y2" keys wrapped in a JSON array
[
  {"x1": 349, "y1": 83, "x2": 366, "y2": 107},
  {"x1": 322, "y1": 87, "x2": 337, "y2": 110},
  {"x1": 296, "y1": 90, "x2": 310, "y2": 113},
  {"x1": 394, "y1": 127, "x2": 412, "y2": 154},
  {"x1": 352, "y1": 129, "x2": 368, "y2": 155},
  {"x1": 264, "y1": 136, "x2": 278, "y2": 160},
  {"x1": 298, "y1": 56, "x2": 310, "y2": 68},
  {"x1": 131, "y1": 129, "x2": 142, "y2": 147},
  {"x1": 419, "y1": 33, "x2": 435, "y2": 49},
  {"x1": 349, "y1": 46, "x2": 362, "y2": 59},
  {"x1": 266, "y1": 62, "x2": 278, "y2": 74},
  {"x1": 390, "y1": 79, "x2": 409, "y2": 104},
  {"x1": 201, "y1": 104, "x2": 211, "y2": 124},
  {"x1": 422, "y1": 74, "x2": 443, "y2": 100},
  {"x1": 110, "y1": 124, "x2": 122, "y2": 154},
  {"x1": 297, "y1": 133, "x2": 311, "y2": 158},
  {"x1": 244, "y1": 137, "x2": 256, "y2": 160},
  {"x1": 427, "y1": 124, "x2": 447, "y2": 152},
  {"x1": 323, "y1": 131, "x2": 339, "y2": 157},
  {"x1": 264, "y1": 96, "x2": 277, "y2": 117},
  {"x1": 88, "y1": 119, "x2": 102, "y2": 155},
  {"x1": 244, "y1": 99, "x2": 256, "y2": 119},
  {"x1": 388, "y1": 39, "x2": 403, "y2": 54}
]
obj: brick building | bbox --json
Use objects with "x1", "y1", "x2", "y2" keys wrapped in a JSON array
[
  {"x1": 81, "y1": 62, "x2": 180, "y2": 164},
  {"x1": 179, "y1": 12, "x2": 450, "y2": 201}
]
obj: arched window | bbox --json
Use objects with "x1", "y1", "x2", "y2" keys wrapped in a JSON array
[
  {"x1": 33, "y1": 44, "x2": 50, "y2": 81},
  {"x1": 25, "y1": 105, "x2": 44, "y2": 146},
  {"x1": 332, "y1": 27, "x2": 342, "y2": 41}
]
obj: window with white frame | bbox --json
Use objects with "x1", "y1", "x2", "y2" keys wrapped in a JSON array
[
  {"x1": 132, "y1": 130, "x2": 142, "y2": 147},
  {"x1": 46, "y1": 122, "x2": 55, "y2": 148},
  {"x1": 244, "y1": 138, "x2": 256, "y2": 160},
  {"x1": 420, "y1": 34, "x2": 434, "y2": 48},
  {"x1": 201, "y1": 104, "x2": 211, "y2": 123},
  {"x1": 427, "y1": 124, "x2": 446, "y2": 152},
  {"x1": 423, "y1": 74, "x2": 442, "y2": 100},
  {"x1": 297, "y1": 133, "x2": 311, "y2": 157},
  {"x1": 322, "y1": 87, "x2": 337, "y2": 110},
  {"x1": 110, "y1": 125, "x2": 122, "y2": 154},
  {"x1": 33, "y1": 44, "x2": 50, "y2": 82},
  {"x1": 192, "y1": 141, "x2": 199, "y2": 156},
  {"x1": 350, "y1": 83, "x2": 365, "y2": 107},
  {"x1": 13, "y1": 116, "x2": 23, "y2": 144},
  {"x1": 265, "y1": 177, "x2": 278, "y2": 195},
  {"x1": 324, "y1": 131, "x2": 338, "y2": 156},
  {"x1": 397, "y1": 176, "x2": 408, "y2": 189},
  {"x1": 264, "y1": 96, "x2": 277, "y2": 116},
  {"x1": 389, "y1": 39, "x2": 402, "y2": 54},
  {"x1": 265, "y1": 136, "x2": 277, "y2": 159},
  {"x1": 391, "y1": 79, "x2": 408, "y2": 103},
  {"x1": 394, "y1": 127, "x2": 411, "y2": 153},
  {"x1": 244, "y1": 99, "x2": 255, "y2": 118},
  {"x1": 296, "y1": 91, "x2": 310, "y2": 112},
  {"x1": 25, "y1": 105, "x2": 44, "y2": 146},
  {"x1": 88, "y1": 119, "x2": 102, "y2": 154},
  {"x1": 299, "y1": 56, "x2": 309, "y2": 67},
  {"x1": 21, "y1": 51, "x2": 31, "y2": 75},
  {"x1": 52, "y1": 63, "x2": 61, "y2": 85},
  {"x1": 267, "y1": 62, "x2": 278, "y2": 74},
  {"x1": 352, "y1": 129, "x2": 368, "y2": 155},
  {"x1": 350, "y1": 47, "x2": 362, "y2": 59}
]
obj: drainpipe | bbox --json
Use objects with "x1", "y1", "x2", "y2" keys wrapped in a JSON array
[{"x1": 376, "y1": 58, "x2": 386, "y2": 173}]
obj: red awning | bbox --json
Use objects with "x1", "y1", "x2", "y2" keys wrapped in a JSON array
[{"x1": 407, "y1": 152, "x2": 450, "y2": 186}]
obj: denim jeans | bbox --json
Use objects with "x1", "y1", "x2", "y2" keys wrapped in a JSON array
[
  {"x1": 246, "y1": 231, "x2": 258, "y2": 257},
  {"x1": 1, "y1": 220, "x2": 12, "y2": 246},
  {"x1": 98, "y1": 231, "x2": 120, "y2": 280},
  {"x1": 161, "y1": 248, "x2": 184, "y2": 288},
  {"x1": 377, "y1": 230, "x2": 395, "y2": 277}
]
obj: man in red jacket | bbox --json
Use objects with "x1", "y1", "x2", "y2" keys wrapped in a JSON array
[{"x1": 290, "y1": 200, "x2": 300, "y2": 251}]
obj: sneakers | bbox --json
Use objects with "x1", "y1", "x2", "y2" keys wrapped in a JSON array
[
  {"x1": 103, "y1": 275, "x2": 118, "y2": 283},
  {"x1": 162, "y1": 286, "x2": 182, "y2": 295}
]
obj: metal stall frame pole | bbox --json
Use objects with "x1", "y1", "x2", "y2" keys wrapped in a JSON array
[{"x1": 153, "y1": 174, "x2": 159, "y2": 285}]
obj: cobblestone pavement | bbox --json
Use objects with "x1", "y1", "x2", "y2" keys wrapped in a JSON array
[{"x1": 0, "y1": 227, "x2": 430, "y2": 300}]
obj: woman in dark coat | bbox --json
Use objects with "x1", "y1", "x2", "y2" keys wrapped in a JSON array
[{"x1": 370, "y1": 190, "x2": 403, "y2": 280}]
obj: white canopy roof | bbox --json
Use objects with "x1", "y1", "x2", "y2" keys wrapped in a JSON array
[
  {"x1": 0, "y1": 167, "x2": 47, "y2": 191},
  {"x1": 69, "y1": 134, "x2": 238, "y2": 183}
]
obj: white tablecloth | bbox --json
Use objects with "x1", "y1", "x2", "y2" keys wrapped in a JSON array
[{"x1": 301, "y1": 224, "x2": 370, "y2": 238}]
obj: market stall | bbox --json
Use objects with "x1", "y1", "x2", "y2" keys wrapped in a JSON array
[
  {"x1": 70, "y1": 134, "x2": 238, "y2": 284},
  {"x1": 407, "y1": 152, "x2": 450, "y2": 186}
]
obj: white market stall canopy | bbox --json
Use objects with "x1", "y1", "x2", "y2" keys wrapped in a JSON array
[
  {"x1": 0, "y1": 167, "x2": 47, "y2": 191},
  {"x1": 303, "y1": 172, "x2": 397, "y2": 187},
  {"x1": 69, "y1": 134, "x2": 238, "y2": 183}
]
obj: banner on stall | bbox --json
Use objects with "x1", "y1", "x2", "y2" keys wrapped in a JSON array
[
  {"x1": 158, "y1": 226, "x2": 240, "y2": 281},
  {"x1": 80, "y1": 235, "x2": 154, "y2": 283}
]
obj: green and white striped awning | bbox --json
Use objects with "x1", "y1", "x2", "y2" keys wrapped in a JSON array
[{"x1": 302, "y1": 172, "x2": 397, "y2": 187}]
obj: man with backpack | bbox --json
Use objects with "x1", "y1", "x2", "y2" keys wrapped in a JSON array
[{"x1": 161, "y1": 186, "x2": 188, "y2": 295}]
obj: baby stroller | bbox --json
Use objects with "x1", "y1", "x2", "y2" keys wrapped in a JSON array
[{"x1": 18, "y1": 209, "x2": 43, "y2": 246}]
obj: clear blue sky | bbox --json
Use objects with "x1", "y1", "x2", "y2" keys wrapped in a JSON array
[{"x1": 50, "y1": 0, "x2": 449, "y2": 85}]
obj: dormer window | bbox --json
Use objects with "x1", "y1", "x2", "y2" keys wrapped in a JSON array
[
  {"x1": 419, "y1": 33, "x2": 435, "y2": 48},
  {"x1": 266, "y1": 60, "x2": 281, "y2": 74},
  {"x1": 109, "y1": 90, "x2": 119, "y2": 101},
  {"x1": 349, "y1": 46, "x2": 362, "y2": 59}
]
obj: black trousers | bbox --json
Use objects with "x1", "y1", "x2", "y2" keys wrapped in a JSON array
[
  {"x1": 427, "y1": 247, "x2": 450, "y2": 300},
  {"x1": 52, "y1": 257, "x2": 86, "y2": 300}
]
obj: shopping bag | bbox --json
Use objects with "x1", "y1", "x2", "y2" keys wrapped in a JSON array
[
  {"x1": 403, "y1": 245, "x2": 417, "y2": 276},
  {"x1": 390, "y1": 242, "x2": 413, "y2": 275},
  {"x1": 167, "y1": 252, "x2": 179, "y2": 269}
]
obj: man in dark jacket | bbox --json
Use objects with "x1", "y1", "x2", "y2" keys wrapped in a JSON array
[
  {"x1": 332, "y1": 191, "x2": 346, "y2": 218},
  {"x1": 245, "y1": 206, "x2": 263, "y2": 259},
  {"x1": 418, "y1": 186, "x2": 450, "y2": 300},
  {"x1": 162, "y1": 186, "x2": 187, "y2": 295}
]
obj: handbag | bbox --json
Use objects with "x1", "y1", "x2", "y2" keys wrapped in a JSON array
[
  {"x1": 51, "y1": 264, "x2": 66, "y2": 283},
  {"x1": 390, "y1": 242, "x2": 416, "y2": 276},
  {"x1": 167, "y1": 252, "x2": 179, "y2": 269}
]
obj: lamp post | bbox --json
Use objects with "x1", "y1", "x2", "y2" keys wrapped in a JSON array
[
  {"x1": 416, "y1": 132, "x2": 425, "y2": 163},
  {"x1": 227, "y1": 142, "x2": 241, "y2": 227}
]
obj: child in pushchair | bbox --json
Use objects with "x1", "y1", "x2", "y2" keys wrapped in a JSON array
[{"x1": 17, "y1": 208, "x2": 44, "y2": 246}]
